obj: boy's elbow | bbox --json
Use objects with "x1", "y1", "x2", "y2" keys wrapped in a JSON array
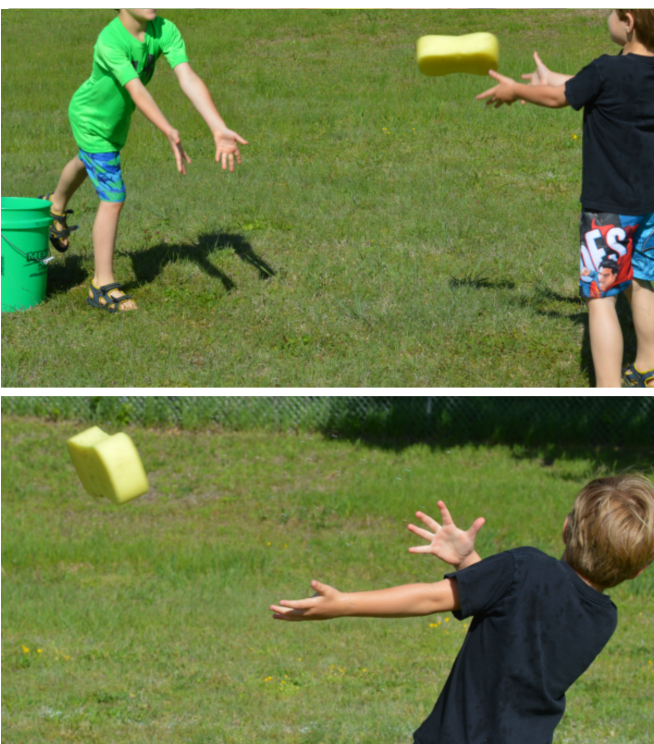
[
  {"x1": 553, "y1": 87, "x2": 569, "y2": 108},
  {"x1": 125, "y1": 78, "x2": 147, "y2": 102},
  {"x1": 430, "y1": 578, "x2": 460, "y2": 614}
]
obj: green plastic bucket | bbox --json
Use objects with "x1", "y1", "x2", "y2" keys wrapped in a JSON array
[{"x1": 1, "y1": 197, "x2": 53, "y2": 312}]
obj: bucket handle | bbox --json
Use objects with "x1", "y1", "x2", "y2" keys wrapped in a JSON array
[{"x1": 1, "y1": 231, "x2": 54, "y2": 265}]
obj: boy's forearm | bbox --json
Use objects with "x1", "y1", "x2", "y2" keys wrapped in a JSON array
[
  {"x1": 178, "y1": 70, "x2": 227, "y2": 133},
  {"x1": 127, "y1": 82, "x2": 175, "y2": 136},
  {"x1": 545, "y1": 72, "x2": 574, "y2": 87},
  {"x1": 340, "y1": 579, "x2": 460, "y2": 618},
  {"x1": 515, "y1": 82, "x2": 569, "y2": 108}
]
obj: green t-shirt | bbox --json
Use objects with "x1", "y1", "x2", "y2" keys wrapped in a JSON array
[{"x1": 68, "y1": 16, "x2": 188, "y2": 153}]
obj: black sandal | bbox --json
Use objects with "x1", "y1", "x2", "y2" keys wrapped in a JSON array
[
  {"x1": 38, "y1": 193, "x2": 78, "y2": 253},
  {"x1": 87, "y1": 282, "x2": 135, "y2": 313},
  {"x1": 621, "y1": 363, "x2": 654, "y2": 388}
]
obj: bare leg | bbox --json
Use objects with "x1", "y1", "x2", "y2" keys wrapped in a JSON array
[
  {"x1": 51, "y1": 155, "x2": 87, "y2": 213},
  {"x1": 90, "y1": 200, "x2": 137, "y2": 312},
  {"x1": 49, "y1": 155, "x2": 88, "y2": 249},
  {"x1": 586, "y1": 296, "x2": 622, "y2": 388},
  {"x1": 626, "y1": 279, "x2": 654, "y2": 386}
]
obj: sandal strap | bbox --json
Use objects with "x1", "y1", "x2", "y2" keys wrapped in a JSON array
[
  {"x1": 109, "y1": 294, "x2": 133, "y2": 306},
  {"x1": 622, "y1": 363, "x2": 654, "y2": 388},
  {"x1": 39, "y1": 193, "x2": 75, "y2": 220},
  {"x1": 88, "y1": 282, "x2": 133, "y2": 313},
  {"x1": 98, "y1": 282, "x2": 124, "y2": 293},
  {"x1": 50, "y1": 223, "x2": 78, "y2": 238}
]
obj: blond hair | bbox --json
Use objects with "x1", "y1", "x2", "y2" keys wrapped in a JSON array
[
  {"x1": 616, "y1": 9, "x2": 654, "y2": 49},
  {"x1": 563, "y1": 474, "x2": 654, "y2": 588}
]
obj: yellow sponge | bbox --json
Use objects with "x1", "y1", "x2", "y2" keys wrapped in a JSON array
[
  {"x1": 417, "y1": 33, "x2": 499, "y2": 77},
  {"x1": 67, "y1": 426, "x2": 149, "y2": 505}
]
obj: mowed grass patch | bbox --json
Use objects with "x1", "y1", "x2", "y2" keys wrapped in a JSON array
[
  {"x1": 2, "y1": 416, "x2": 653, "y2": 743},
  {"x1": 0, "y1": 9, "x2": 630, "y2": 387}
]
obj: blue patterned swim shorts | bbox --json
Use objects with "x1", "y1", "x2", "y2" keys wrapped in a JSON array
[{"x1": 78, "y1": 150, "x2": 126, "y2": 203}]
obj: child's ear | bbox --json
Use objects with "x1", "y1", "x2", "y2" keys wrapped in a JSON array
[{"x1": 562, "y1": 515, "x2": 569, "y2": 546}]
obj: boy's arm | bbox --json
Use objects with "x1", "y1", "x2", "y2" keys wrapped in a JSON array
[
  {"x1": 270, "y1": 578, "x2": 460, "y2": 622},
  {"x1": 125, "y1": 78, "x2": 191, "y2": 175},
  {"x1": 477, "y1": 69, "x2": 569, "y2": 109},
  {"x1": 173, "y1": 62, "x2": 248, "y2": 172}
]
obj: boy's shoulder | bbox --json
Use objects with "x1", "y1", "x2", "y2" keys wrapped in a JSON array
[
  {"x1": 584, "y1": 51, "x2": 654, "y2": 74},
  {"x1": 97, "y1": 16, "x2": 122, "y2": 43},
  {"x1": 500, "y1": 546, "x2": 557, "y2": 566}
]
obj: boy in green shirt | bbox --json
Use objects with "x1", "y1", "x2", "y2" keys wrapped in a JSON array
[{"x1": 42, "y1": 9, "x2": 247, "y2": 312}]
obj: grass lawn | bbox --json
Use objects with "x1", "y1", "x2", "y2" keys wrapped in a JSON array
[
  {"x1": 0, "y1": 9, "x2": 636, "y2": 387},
  {"x1": 2, "y1": 416, "x2": 653, "y2": 742}
]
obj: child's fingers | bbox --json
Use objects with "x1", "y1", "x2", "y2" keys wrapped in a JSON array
[
  {"x1": 408, "y1": 544, "x2": 434, "y2": 554},
  {"x1": 476, "y1": 85, "x2": 497, "y2": 101},
  {"x1": 467, "y1": 517, "x2": 486, "y2": 539},
  {"x1": 270, "y1": 604, "x2": 307, "y2": 620},
  {"x1": 407, "y1": 523, "x2": 435, "y2": 542},
  {"x1": 310, "y1": 579, "x2": 331, "y2": 593},
  {"x1": 415, "y1": 511, "x2": 440, "y2": 532},
  {"x1": 437, "y1": 500, "x2": 454, "y2": 526},
  {"x1": 174, "y1": 144, "x2": 187, "y2": 175},
  {"x1": 278, "y1": 598, "x2": 314, "y2": 610}
]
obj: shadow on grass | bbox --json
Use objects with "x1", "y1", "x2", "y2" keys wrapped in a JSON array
[
  {"x1": 316, "y1": 435, "x2": 653, "y2": 474},
  {"x1": 305, "y1": 398, "x2": 653, "y2": 469},
  {"x1": 46, "y1": 254, "x2": 89, "y2": 298},
  {"x1": 507, "y1": 284, "x2": 638, "y2": 388},
  {"x1": 449, "y1": 276, "x2": 516, "y2": 291},
  {"x1": 118, "y1": 231, "x2": 276, "y2": 292}
]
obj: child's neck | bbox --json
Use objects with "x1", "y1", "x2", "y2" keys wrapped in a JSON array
[
  {"x1": 621, "y1": 37, "x2": 654, "y2": 57},
  {"x1": 119, "y1": 12, "x2": 149, "y2": 43},
  {"x1": 573, "y1": 569, "x2": 605, "y2": 593}
]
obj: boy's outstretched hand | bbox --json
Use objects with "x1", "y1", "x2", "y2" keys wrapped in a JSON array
[
  {"x1": 270, "y1": 580, "x2": 343, "y2": 621},
  {"x1": 521, "y1": 51, "x2": 552, "y2": 88},
  {"x1": 476, "y1": 70, "x2": 520, "y2": 107},
  {"x1": 407, "y1": 501, "x2": 485, "y2": 570},
  {"x1": 213, "y1": 128, "x2": 248, "y2": 172},
  {"x1": 166, "y1": 129, "x2": 192, "y2": 175}
]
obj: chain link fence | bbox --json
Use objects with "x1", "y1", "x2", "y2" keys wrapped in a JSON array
[{"x1": 2, "y1": 396, "x2": 652, "y2": 447}]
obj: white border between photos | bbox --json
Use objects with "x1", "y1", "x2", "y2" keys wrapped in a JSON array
[
  {"x1": 0, "y1": 3, "x2": 643, "y2": 11},
  {"x1": 2, "y1": 389, "x2": 651, "y2": 398}
]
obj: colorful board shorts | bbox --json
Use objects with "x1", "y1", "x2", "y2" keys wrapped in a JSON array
[
  {"x1": 579, "y1": 210, "x2": 654, "y2": 299},
  {"x1": 78, "y1": 150, "x2": 126, "y2": 203}
]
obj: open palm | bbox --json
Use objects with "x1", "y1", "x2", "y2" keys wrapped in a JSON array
[
  {"x1": 407, "y1": 501, "x2": 485, "y2": 569},
  {"x1": 214, "y1": 128, "x2": 248, "y2": 171}
]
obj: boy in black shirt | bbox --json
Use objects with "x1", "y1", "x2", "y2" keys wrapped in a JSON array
[
  {"x1": 270, "y1": 475, "x2": 654, "y2": 744},
  {"x1": 476, "y1": 10, "x2": 654, "y2": 388}
]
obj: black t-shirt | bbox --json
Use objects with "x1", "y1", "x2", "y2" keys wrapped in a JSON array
[
  {"x1": 564, "y1": 52, "x2": 654, "y2": 215},
  {"x1": 413, "y1": 547, "x2": 617, "y2": 744}
]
